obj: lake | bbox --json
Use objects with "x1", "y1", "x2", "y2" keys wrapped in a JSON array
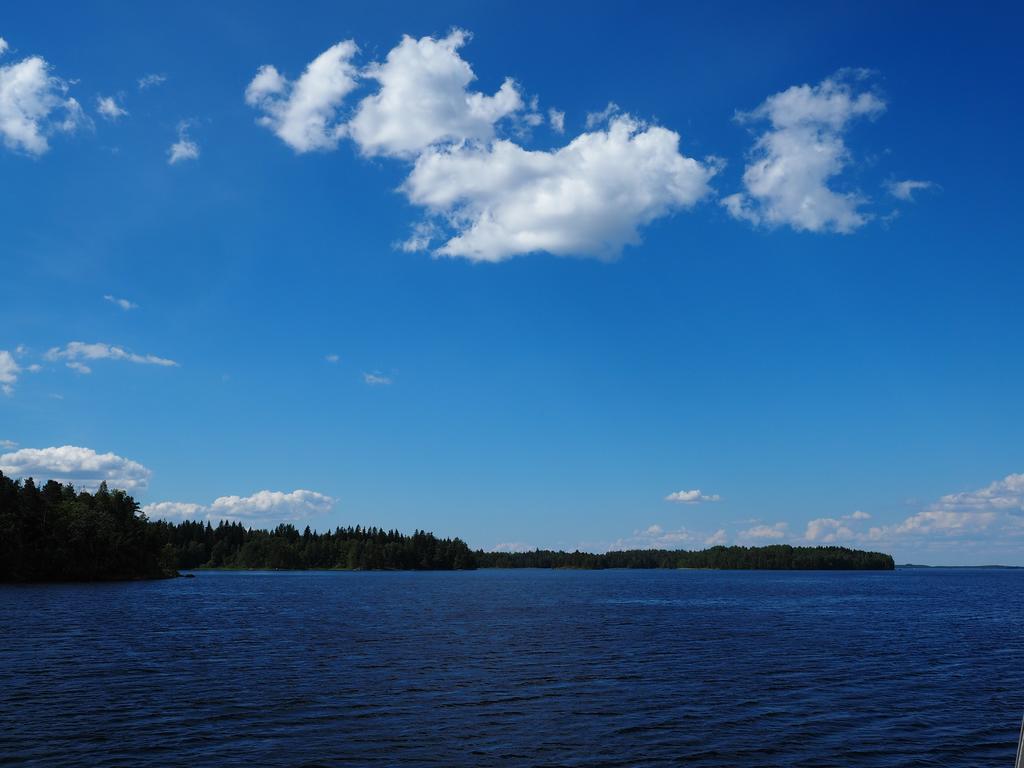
[{"x1": 1, "y1": 568, "x2": 1022, "y2": 766}]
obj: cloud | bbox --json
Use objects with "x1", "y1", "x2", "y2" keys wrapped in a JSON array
[
  {"x1": 167, "y1": 121, "x2": 198, "y2": 164},
  {"x1": 103, "y1": 294, "x2": 138, "y2": 310},
  {"x1": 0, "y1": 38, "x2": 8, "y2": 56},
  {"x1": 548, "y1": 108, "x2": 564, "y2": 134},
  {"x1": 804, "y1": 517, "x2": 855, "y2": 543},
  {"x1": 801, "y1": 475, "x2": 1024, "y2": 550},
  {"x1": 739, "y1": 522, "x2": 788, "y2": 540},
  {"x1": 0, "y1": 46, "x2": 85, "y2": 155},
  {"x1": 893, "y1": 509, "x2": 998, "y2": 535},
  {"x1": 585, "y1": 102, "x2": 619, "y2": 129},
  {"x1": 137, "y1": 73, "x2": 166, "y2": 90},
  {"x1": 723, "y1": 71, "x2": 885, "y2": 233},
  {"x1": 612, "y1": 523, "x2": 701, "y2": 550},
  {"x1": 246, "y1": 40, "x2": 359, "y2": 153},
  {"x1": 490, "y1": 541, "x2": 535, "y2": 552},
  {"x1": 402, "y1": 115, "x2": 716, "y2": 261},
  {"x1": 248, "y1": 32, "x2": 714, "y2": 262},
  {"x1": 46, "y1": 341, "x2": 178, "y2": 371},
  {"x1": 804, "y1": 510, "x2": 872, "y2": 542},
  {"x1": 144, "y1": 489, "x2": 335, "y2": 528},
  {"x1": 141, "y1": 501, "x2": 205, "y2": 520},
  {"x1": 0, "y1": 350, "x2": 21, "y2": 395},
  {"x1": 363, "y1": 371, "x2": 391, "y2": 385},
  {"x1": 0, "y1": 439, "x2": 17, "y2": 450},
  {"x1": 397, "y1": 221, "x2": 440, "y2": 253},
  {"x1": 886, "y1": 179, "x2": 937, "y2": 202},
  {"x1": 705, "y1": 529, "x2": 728, "y2": 546},
  {"x1": 0, "y1": 445, "x2": 152, "y2": 490},
  {"x1": 347, "y1": 30, "x2": 522, "y2": 158},
  {"x1": 96, "y1": 95, "x2": 127, "y2": 121},
  {"x1": 325, "y1": 353, "x2": 340, "y2": 363},
  {"x1": 665, "y1": 489, "x2": 721, "y2": 504},
  {"x1": 928, "y1": 473, "x2": 1024, "y2": 515}
]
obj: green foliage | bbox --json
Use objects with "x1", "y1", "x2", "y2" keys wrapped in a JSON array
[
  {"x1": 150, "y1": 519, "x2": 478, "y2": 572},
  {"x1": 475, "y1": 545, "x2": 895, "y2": 570},
  {"x1": 0, "y1": 473, "x2": 177, "y2": 582},
  {"x1": 1, "y1": 472, "x2": 894, "y2": 581}
]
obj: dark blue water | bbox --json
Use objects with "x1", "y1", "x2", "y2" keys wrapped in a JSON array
[{"x1": 1, "y1": 569, "x2": 1022, "y2": 767}]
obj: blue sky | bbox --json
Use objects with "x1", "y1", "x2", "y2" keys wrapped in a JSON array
[{"x1": 2, "y1": 1, "x2": 1022, "y2": 564}]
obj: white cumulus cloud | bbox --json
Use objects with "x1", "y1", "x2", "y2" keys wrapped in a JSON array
[
  {"x1": 0, "y1": 46, "x2": 85, "y2": 155},
  {"x1": 665, "y1": 489, "x2": 721, "y2": 504},
  {"x1": 245, "y1": 40, "x2": 359, "y2": 153},
  {"x1": 247, "y1": 31, "x2": 715, "y2": 263},
  {"x1": 804, "y1": 510, "x2": 873, "y2": 542},
  {"x1": 144, "y1": 489, "x2": 335, "y2": 528},
  {"x1": 0, "y1": 445, "x2": 152, "y2": 490},
  {"x1": 348, "y1": 30, "x2": 522, "y2": 158},
  {"x1": 402, "y1": 115, "x2": 716, "y2": 262},
  {"x1": 723, "y1": 72, "x2": 885, "y2": 233}
]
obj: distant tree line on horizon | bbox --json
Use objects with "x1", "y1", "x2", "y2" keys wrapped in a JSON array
[
  {"x1": 475, "y1": 546, "x2": 894, "y2": 570},
  {"x1": 0, "y1": 474, "x2": 894, "y2": 581}
]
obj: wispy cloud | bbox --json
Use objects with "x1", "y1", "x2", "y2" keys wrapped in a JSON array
[
  {"x1": 490, "y1": 541, "x2": 536, "y2": 553},
  {"x1": 96, "y1": 95, "x2": 128, "y2": 121},
  {"x1": 739, "y1": 522, "x2": 788, "y2": 540},
  {"x1": 104, "y1": 294, "x2": 138, "y2": 310},
  {"x1": 46, "y1": 341, "x2": 178, "y2": 372},
  {"x1": 168, "y1": 121, "x2": 199, "y2": 164},
  {"x1": 886, "y1": 179, "x2": 937, "y2": 202},
  {"x1": 0, "y1": 350, "x2": 20, "y2": 395},
  {"x1": 363, "y1": 371, "x2": 392, "y2": 386},
  {"x1": 548, "y1": 108, "x2": 565, "y2": 134},
  {"x1": 665, "y1": 489, "x2": 721, "y2": 504},
  {"x1": 325, "y1": 353, "x2": 340, "y2": 363},
  {"x1": 137, "y1": 73, "x2": 166, "y2": 90}
]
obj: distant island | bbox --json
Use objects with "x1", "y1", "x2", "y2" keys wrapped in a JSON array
[
  {"x1": 477, "y1": 547, "x2": 894, "y2": 570},
  {"x1": 0, "y1": 474, "x2": 894, "y2": 582}
]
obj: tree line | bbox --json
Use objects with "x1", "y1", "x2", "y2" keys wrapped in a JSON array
[
  {"x1": 475, "y1": 545, "x2": 894, "y2": 570},
  {"x1": 150, "y1": 517, "x2": 477, "y2": 571},
  {"x1": 0, "y1": 474, "x2": 894, "y2": 582}
]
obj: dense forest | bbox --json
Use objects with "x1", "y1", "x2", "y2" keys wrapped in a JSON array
[
  {"x1": 0, "y1": 474, "x2": 894, "y2": 581},
  {"x1": 151, "y1": 518, "x2": 477, "y2": 571},
  {"x1": 0, "y1": 474, "x2": 177, "y2": 582},
  {"x1": 476, "y1": 545, "x2": 895, "y2": 570}
]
